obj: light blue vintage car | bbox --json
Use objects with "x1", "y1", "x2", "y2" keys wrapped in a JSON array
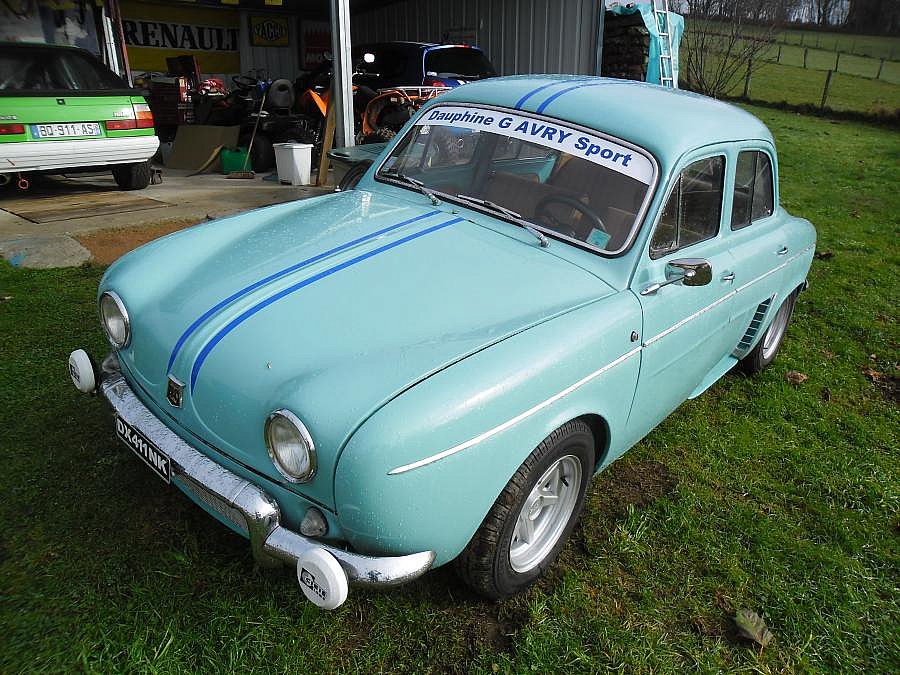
[{"x1": 70, "y1": 76, "x2": 815, "y2": 609}]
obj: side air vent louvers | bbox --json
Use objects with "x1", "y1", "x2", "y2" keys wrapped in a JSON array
[{"x1": 732, "y1": 296, "x2": 774, "y2": 359}]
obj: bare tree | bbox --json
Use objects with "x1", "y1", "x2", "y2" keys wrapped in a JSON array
[{"x1": 681, "y1": 0, "x2": 781, "y2": 98}]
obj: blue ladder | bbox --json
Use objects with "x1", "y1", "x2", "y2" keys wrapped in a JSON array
[{"x1": 652, "y1": 0, "x2": 677, "y2": 88}]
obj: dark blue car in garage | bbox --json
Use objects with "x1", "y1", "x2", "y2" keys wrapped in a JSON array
[{"x1": 353, "y1": 42, "x2": 497, "y2": 89}]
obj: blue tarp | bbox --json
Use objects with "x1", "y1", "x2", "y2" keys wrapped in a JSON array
[{"x1": 606, "y1": 2, "x2": 685, "y2": 86}]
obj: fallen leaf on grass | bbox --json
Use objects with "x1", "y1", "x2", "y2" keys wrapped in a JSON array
[
  {"x1": 786, "y1": 371, "x2": 809, "y2": 385},
  {"x1": 814, "y1": 250, "x2": 834, "y2": 260},
  {"x1": 862, "y1": 367, "x2": 882, "y2": 382},
  {"x1": 735, "y1": 609, "x2": 774, "y2": 648}
]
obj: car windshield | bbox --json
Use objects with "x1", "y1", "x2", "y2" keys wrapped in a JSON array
[
  {"x1": 377, "y1": 104, "x2": 655, "y2": 253},
  {"x1": 424, "y1": 48, "x2": 496, "y2": 79},
  {"x1": 0, "y1": 46, "x2": 125, "y2": 92}
]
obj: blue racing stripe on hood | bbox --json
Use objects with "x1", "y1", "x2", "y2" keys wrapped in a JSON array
[
  {"x1": 167, "y1": 209, "x2": 440, "y2": 372},
  {"x1": 189, "y1": 216, "x2": 464, "y2": 391},
  {"x1": 535, "y1": 82, "x2": 606, "y2": 114},
  {"x1": 514, "y1": 78, "x2": 594, "y2": 110}
]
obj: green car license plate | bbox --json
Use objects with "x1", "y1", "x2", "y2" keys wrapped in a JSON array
[{"x1": 31, "y1": 122, "x2": 102, "y2": 138}]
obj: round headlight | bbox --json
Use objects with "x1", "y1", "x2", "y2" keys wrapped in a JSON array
[
  {"x1": 265, "y1": 410, "x2": 316, "y2": 482},
  {"x1": 100, "y1": 291, "x2": 130, "y2": 348}
]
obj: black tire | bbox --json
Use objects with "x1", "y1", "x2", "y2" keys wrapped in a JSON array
[
  {"x1": 111, "y1": 161, "x2": 151, "y2": 190},
  {"x1": 248, "y1": 134, "x2": 275, "y2": 172},
  {"x1": 455, "y1": 420, "x2": 595, "y2": 599},
  {"x1": 337, "y1": 160, "x2": 372, "y2": 191},
  {"x1": 738, "y1": 290, "x2": 797, "y2": 375}
]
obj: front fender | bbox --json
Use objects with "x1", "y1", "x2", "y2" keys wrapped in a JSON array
[{"x1": 334, "y1": 291, "x2": 642, "y2": 566}]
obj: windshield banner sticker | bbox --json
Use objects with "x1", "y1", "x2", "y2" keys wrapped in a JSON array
[{"x1": 418, "y1": 106, "x2": 653, "y2": 185}]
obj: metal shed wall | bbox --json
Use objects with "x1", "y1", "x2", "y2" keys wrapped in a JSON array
[
  {"x1": 351, "y1": 0, "x2": 603, "y2": 76},
  {"x1": 239, "y1": 12, "x2": 300, "y2": 79}
]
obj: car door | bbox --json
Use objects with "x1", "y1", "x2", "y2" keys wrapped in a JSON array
[
  {"x1": 722, "y1": 144, "x2": 790, "y2": 355},
  {"x1": 625, "y1": 150, "x2": 742, "y2": 439}
]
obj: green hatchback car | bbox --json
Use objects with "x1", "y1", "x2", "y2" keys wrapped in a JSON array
[{"x1": 0, "y1": 43, "x2": 159, "y2": 190}]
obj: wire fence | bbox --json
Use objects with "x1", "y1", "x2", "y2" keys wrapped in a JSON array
[{"x1": 691, "y1": 31, "x2": 900, "y2": 84}]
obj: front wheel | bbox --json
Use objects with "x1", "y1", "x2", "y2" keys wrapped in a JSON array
[
  {"x1": 738, "y1": 290, "x2": 797, "y2": 375},
  {"x1": 455, "y1": 420, "x2": 594, "y2": 599},
  {"x1": 112, "y1": 160, "x2": 151, "y2": 190}
]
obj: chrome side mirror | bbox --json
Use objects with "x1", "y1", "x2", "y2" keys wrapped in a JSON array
[
  {"x1": 666, "y1": 258, "x2": 712, "y2": 287},
  {"x1": 641, "y1": 258, "x2": 712, "y2": 295}
]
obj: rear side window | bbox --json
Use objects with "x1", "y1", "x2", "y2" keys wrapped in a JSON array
[
  {"x1": 424, "y1": 48, "x2": 496, "y2": 78},
  {"x1": 731, "y1": 150, "x2": 774, "y2": 229},
  {"x1": 0, "y1": 47, "x2": 125, "y2": 92},
  {"x1": 357, "y1": 46, "x2": 409, "y2": 80},
  {"x1": 650, "y1": 156, "x2": 726, "y2": 259}
]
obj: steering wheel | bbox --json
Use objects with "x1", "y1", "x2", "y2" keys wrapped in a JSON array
[
  {"x1": 231, "y1": 75, "x2": 258, "y2": 91},
  {"x1": 534, "y1": 194, "x2": 606, "y2": 240}
]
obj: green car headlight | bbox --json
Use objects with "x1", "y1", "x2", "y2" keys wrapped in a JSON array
[
  {"x1": 265, "y1": 409, "x2": 317, "y2": 483},
  {"x1": 99, "y1": 291, "x2": 130, "y2": 348}
]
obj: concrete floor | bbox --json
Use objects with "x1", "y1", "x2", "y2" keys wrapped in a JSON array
[{"x1": 0, "y1": 168, "x2": 330, "y2": 268}]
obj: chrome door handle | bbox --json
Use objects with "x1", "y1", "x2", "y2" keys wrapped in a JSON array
[
  {"x1": 721, "y1": 272, "x2": 735, "y2": 282},
  {"x1": 777, "y1": 246, "x2": 789, "y2": 256}
]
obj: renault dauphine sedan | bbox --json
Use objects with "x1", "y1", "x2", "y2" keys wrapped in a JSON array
[{"x1": 70, "y1": 76, "x2": 815, "y2": 609}]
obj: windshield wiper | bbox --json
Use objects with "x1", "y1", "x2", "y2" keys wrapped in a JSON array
[
  {"x1": 454, "y1": 194, "x2": 549, "y2": 247},
  {"x1": 380, "y1": 169, "x2": 440, "y2": 205}
]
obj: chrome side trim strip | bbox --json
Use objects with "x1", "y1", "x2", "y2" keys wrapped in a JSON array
[
  {"x1": 388, "y1": 244, "x2": 814, "y2": 476},
  {"x1": 643, "y1": 245, "x2": 813, "y2": 347},
  {"x1": 387, "y1": 346, "x2": 643, "y2": 475},
  {"x1": 641, "y1": 290, "x2": 736, "y2": 347}
]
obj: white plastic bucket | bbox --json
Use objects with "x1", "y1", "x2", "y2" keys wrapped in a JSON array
[{"x1": 273, "y1": 142, "x2": 314, "y2": 186}]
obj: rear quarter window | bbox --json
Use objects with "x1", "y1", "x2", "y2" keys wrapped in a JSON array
[{"x1": 424, "y1": 48, "x2": 496, "y2": 78}]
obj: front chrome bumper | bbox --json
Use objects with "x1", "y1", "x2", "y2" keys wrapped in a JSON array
[{"x1": 96, "y1": 366, "x2": 435, "y2": 589}]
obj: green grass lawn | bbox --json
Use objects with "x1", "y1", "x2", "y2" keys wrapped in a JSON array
[
  {"x1": 776, "y1": 28, "x2": 899, "y2": 60},
  {"x1": 704, "y1": 22, "x2": 900, "y2": 60},
  {"x1": 1, "y1": 106, "x2": 898, "y2": 673},
  {"x1": 770, "y1": 43, "x2": 900, "y2": 84},
  {"x1": 736, "y1": 61, "x2": 900, "y2": 114}
]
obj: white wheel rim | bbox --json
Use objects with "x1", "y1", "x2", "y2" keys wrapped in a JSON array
[
  {"x1": 762, "y1": 297, "x2": 792, "y2": 360},
  {"x1": 509, "y1": 455, "x2": 582, "y2": 573}
]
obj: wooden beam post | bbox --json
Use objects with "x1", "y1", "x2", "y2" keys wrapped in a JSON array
[{"x1": 317, "y1": 90, "x2": 337, "y2": 187}]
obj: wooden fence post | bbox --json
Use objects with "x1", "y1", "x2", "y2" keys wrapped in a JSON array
[
  {"x1": 835, "y1": 52, "x2": 841, "y2": 72},
  {"x1": 876, "y1": 58, "x2": 885, "y2": 80},
  {"x1": 803, "y1": 48, "x2": 808, "y2": 69},
  {"x1": 820, "y1": 70, "x2": 834, "y2": 110},
  {"x1": 777, "y1": 44, "x2": 782, "y2": 63}
]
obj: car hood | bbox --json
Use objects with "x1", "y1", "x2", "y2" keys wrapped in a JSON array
[{"x1": 103, "y1": 190, "x2": 615, "y2": 506}]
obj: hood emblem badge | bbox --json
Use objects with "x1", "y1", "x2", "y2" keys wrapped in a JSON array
[{"x1": 167, "y1": 376, "x2": 184, "y2": 408}]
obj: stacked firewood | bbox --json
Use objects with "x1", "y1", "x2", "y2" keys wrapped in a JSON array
[{"x1": 601, "y1": 13, "x2": 650, "y2": 81}]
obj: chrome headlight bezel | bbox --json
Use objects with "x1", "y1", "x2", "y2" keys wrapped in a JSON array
[
  {"x1": 99, "y1": 291, "x2": 131, "y2": 348},
  {"x1": 264, "y1": 409, "x2": 317, "y2": 483}
]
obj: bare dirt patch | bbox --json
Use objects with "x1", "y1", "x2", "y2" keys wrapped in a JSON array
[
  {"x1": 75, "y1": 218, "x2": 202, "y2": 265},
  {"x1": 591, "y1": 459, "x2": 678, "y2": 520},
  {"x1": 576, "y1": 459, "x2": 678, "y2": 556}
]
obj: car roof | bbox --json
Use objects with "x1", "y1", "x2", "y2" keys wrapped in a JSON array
[{"x1": 437, "y1": 75, "x2": 774, "y2": 164}]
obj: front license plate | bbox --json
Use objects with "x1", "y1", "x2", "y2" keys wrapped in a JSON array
[
  {"x1": 116, "y1": 416, "x2": 172, "y2": 483},
  {"x1": 31, "y1": 122, "x2": 102, "y2": 139}
]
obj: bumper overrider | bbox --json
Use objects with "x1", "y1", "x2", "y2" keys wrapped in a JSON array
[{"x1": 69, "y1": 350, "x2": 435, "y2": 610}]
